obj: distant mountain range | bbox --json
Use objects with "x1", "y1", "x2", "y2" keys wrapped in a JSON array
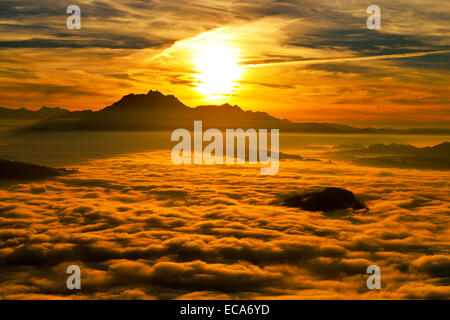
[
  {"x1": 331, "y1": 142, "x2": 450, "y2": 170},
  {"x1": 0, "y1": 106, "x2": 69, "y2": 119},
  {"x1": 6, "y1": 90, "x2": 450, "y2": 134}
]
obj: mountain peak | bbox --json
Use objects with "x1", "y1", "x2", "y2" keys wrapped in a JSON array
[
  {"x1": 146, "y1": 90, "x2": 164, "y2": 97},
  {"x1": 100, "y1": 90, "x2": 187, "y2": 114},
  {"x1": 195, "y1": 103, "x2": 244, "y2": 112},
  {"x1": 220, "y1": 103, "x2": 240, "y2": 109}
]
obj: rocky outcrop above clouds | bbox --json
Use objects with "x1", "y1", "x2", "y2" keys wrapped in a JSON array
[
  {"x1": 0, "y1": 159, "x2": 76, "y2": 180},
  {"x1": 282, "y1": 187, "x2": 366, "y2": 212}
]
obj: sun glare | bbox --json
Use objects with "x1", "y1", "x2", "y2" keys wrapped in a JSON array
[{"x1": 192, "y1": 39, "x2": 242, "y2": 102}]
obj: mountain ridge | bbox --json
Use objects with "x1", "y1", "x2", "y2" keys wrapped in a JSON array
[
  {"x1": 11, "y1": 90, "x2": 450, "y2": 134},
  {"x1": 0, "y1": 106, "x2": 70, "y2": 120}
]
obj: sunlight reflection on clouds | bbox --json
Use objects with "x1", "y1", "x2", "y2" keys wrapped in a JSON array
[{"x1": 0, "y1": 150, "x2": 449, "y2": 299}]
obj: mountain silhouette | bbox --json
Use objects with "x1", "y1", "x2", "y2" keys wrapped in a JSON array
[
  {"x1": 282, "y1": 187, "x2": 366, "y2": 212},
  {"x1": 19, "y1": 90, "x2": 363, "y2": 132},
  {"x1": 16, "y1": 90, "x2": 450, "y2": 134},
  {"x1": 0, "y1": 106, "x2": 69, "y2": 119},
  {"x1": 332, "y1": 142, "x2": 450, "y2": 170},
  {"x1": 0, "y1": 158, "x2": 76, "y2": 180}
]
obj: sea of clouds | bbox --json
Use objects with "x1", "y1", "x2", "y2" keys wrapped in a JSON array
[{"x1": 0, "y1": 150, "x2": 449, "y2": 299}]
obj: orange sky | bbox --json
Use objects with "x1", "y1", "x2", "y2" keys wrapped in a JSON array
[{"x1": 0, "y1": 0, "x2": 449, "y2": 127}]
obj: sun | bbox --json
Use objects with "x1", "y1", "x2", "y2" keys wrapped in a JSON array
[{"x1": 191, "y1": 39, "x2": 242, "y2": 102}]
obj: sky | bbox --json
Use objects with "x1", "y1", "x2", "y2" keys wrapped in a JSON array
[{"x1": 0, "y1": 0, "x2": 449, "y2": 127}]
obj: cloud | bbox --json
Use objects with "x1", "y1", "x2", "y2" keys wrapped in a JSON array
[
  {"x1": 0, "y1": 37, "x2": 165, "y2": 49},
  {"x1": 0, "y1": 148, "x2": 448, "y2": 299},
  {"x1": 413, "y1": 255, "x2": 450, "y2": 280}
]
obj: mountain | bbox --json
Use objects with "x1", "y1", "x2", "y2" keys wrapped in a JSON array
[
  {"x1": 21, "y1": 90, "x2": 355, "y2": 132},
  {"x1": 0, "y1": 106, "x2": 69, "y2": 120},
  {"x1": 331, "y1": 142, "x2": 450, "y2": 170},
  {"x1": 16, "y1": 90, "x2": 450, "y2": 134},
  {"x1": 334, "y1": 142, "x2": 450, "y2": 157},
  {"x1": 0, "y1": 158, "x2": 76, "y2": 180},
  {"x1": 282, "y1": 187, "x2": 366, "y2": 212}
]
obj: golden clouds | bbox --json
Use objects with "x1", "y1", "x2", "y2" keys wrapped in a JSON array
[{"x1": 0, "y1": 149, "x2": 449, "y2": 299}]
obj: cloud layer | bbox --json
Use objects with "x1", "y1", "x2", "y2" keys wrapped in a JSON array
[{"x1": 0, "y1": 148, "x2": 448, "y2": 299}]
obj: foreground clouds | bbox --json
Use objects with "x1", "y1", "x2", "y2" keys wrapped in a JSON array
[{"x1": 0, "y1": 149, "x2": 449, "y2": 299}]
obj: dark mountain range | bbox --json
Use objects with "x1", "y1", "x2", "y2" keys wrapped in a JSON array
[
  {"x1": 22, "y1": 90, "x2": 353, "y2": 132},
  {"x1": 334, "y1": 142, "x2": 450, "y2": 157},
  {"x1": 0, "y1": 158, "x2": 76, "y2": 180},
  {"x1": 332, "y1": 142, "x2": 450, "y2": 170},
  {"x1": 0, "y1": 106, "x2": 69, "y2": 119},
  {"x1": 14, "y1": 90, "x2": 450, "y2": 134}
]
